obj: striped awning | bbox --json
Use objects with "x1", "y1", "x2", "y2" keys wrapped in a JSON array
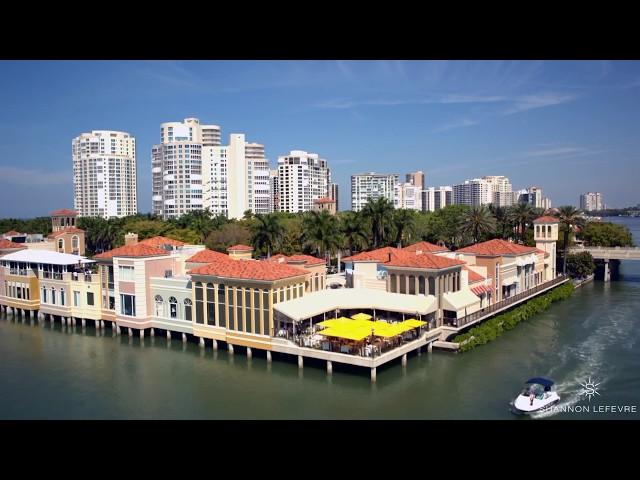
[{"x1": 471, "y1": 285, "x2": 492, "y2": 296}]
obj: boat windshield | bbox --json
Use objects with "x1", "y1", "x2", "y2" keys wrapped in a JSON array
[{"x1": 522, "y1": 383, "x2": 545, "y2": 399}]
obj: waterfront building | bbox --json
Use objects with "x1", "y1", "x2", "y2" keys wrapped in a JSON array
[
  {"x1": 277, "y1": 150, "x2": 331, "y2": 213},
  {"x1": 73, "y1": 130, "x2": 137, "y2": 218},
  {"x1": 152, "y1": 118, "x2": 220, "y2": 219},
  {"x1": 580, "y1": 192, "x2": 604, "y2": 212},
  {"x1": 394, "y1": 182, "x2": 422, "y2": 211},
  {"x1": 351, "y1": 173, "x2": 399, "y2": 211},
  {"x1": 267, "y1": 254, "x2": 327, "y2": 292},
  {"x1": 330, "y1": 183, "x2": 339, "y2": 211},
  {"x1": 533, "y1": 216, "x2": 559, "y2": 281},
  {"x1": 313, "y1": 197, "x2": 337, "y2": 215}
]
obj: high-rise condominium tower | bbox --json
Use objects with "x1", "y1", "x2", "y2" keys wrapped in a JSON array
[
  {"x1": 351, "y1": 173, "x2": 399, "y2": 211},
  {"x1": 395, "y1": 182, "x2": 422, "y2": 210},
  {"x1": 152, "y1": 118, "x2": 221, "y2": 219},
  {"x1": 422, "y1": 186, "x2": 452, "y2": 212},
  {"x1": 203, "y1": 134, "x2": 270, "y2": 219},
  {"x1": 453, "y1": 176, "x2": 513, "y2": 207},
  {"x1": 277, "y1": 150, "x2": 330, "y2": 213},
  {"x1": 330, "y1": 183, "x2": 339, "y2": 211},
  {"x1": 72, "y1": 130, "x2": 137, "y2": 219},
  {"x1": 580, "y1": 192, "x2": 603, "y2": 212},
  {"x1": 406, "y1": 171, "x2": 425, "y2": 190}
]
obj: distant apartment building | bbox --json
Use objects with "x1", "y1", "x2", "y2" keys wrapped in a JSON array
[
  {"x1": 277, "y1": 150, "x2": 330, "y2": 213},
  {"x1": 152, "y1": 118, "x2": 220, "y2": 219},
  {"x1": 270, "y1": 169, "x2": 280, "y2": 213},
  {"x1": 394, "y1": 182, "x2": 422, "y2": 211},
  {"x1": 330, "y1": 183, "x2": 339, "y2": 212},
  {"x1": 313, "y1": 197, "x2": 337, "y2": 215},
  {"x1": 423, "y1": 186, "x2": 453, "y2": 212},
  {"x1": 351, "y1": 173, "x2": 399, "y2": 211},
  {"x1": 73, "y1": 130, "x2": 137, "y2": 218},
  {"x1": 203, "y1": 134, "x2": 270, "y2": 219},
  {"x1": 484, "y1": 176, "x2": 513, "y2": 207},
  {"x1": 453, "y1": 176, "x2": 514, "y2": 208},
  {"x1": 580, "y1": 192, "x2": 604, "y2": 212},
  {"x1": 516, "y1": 186, "x2": 551, "y2": 210},
  {"x1": 406, "y1": 171, "x2": 426, "y2": 190}
]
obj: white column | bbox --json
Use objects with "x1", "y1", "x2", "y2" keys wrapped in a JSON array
[
  {"x1": 140, "y1": 329, "x2": 144, "y2": 339},
  {"x1": 266, "y1": 350, "x2": 272, "y2": 362},
  {"x1": 128, "y1": 328, "x2": 133, "y2": 337},
  {"x1": 428, "y1": 342, "x2": 433, "y2": 353},
  {"x1": 604, "y1": 260, "x2": 611, "y2": 282},
  {"x1": 228, "y1": 343, "x2": 234, "y2": 354},
  {"x1": 182, "y1": 333, "x2": 187, "y2": 343},
  {"x1": 298, "y1": 355, "x2": 304, "y2": 369},
  {"x1": 247, "y1": 347, "x2": 252, "y2": 359},
  {"x1": 327, "y1": 360, "x2": 332, "y2": 374},
  {"x1": 166, "y1": 330, "x2": 171, "y2": 340},
  {"x1": 371, "y1": 367, "x2": 377, "y2": 383},
  {"x1": 150, "y1": 328, "x2": 155, "y2": 337},
  {"x1": 199, "y1": 337, "x2": 205, "y2": 348},
  {"x1": 401, "y1": 353, "x2": 407, "y2": 367},
  {"x1": 213, "y1": 339, "x2": 218, "y2": 350}
]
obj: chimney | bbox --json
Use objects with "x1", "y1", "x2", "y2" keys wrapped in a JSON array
[
  {"x1": 125, "y1": 232, "x2": 138, "y2": 246},
  {"x1": 388, "y1": 252, "x2": 392, "y2": 262}
]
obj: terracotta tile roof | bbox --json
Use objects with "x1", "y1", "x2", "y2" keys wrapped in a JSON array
[
  {"x1": 533, "y1": 216, "x2": 559, "y2": 224},
  {"x1": 456, "y1": 239, "x2": 538, "y2": 256},
  {"x1": 342, "y1": 247, "x2": 402, "y2": 263},
  {"x1": 48, "y1": 227, "x2": 85, "y2": 238},
  {"x1": 0, "y1": 239, "x2": 27, "y2": 250},
  {"x1": 189, "y1": 259, "x2": 308, "y2": 281},
  {"x1": 51, "y1": 208, "x2": 77, "y2": 216},
  {"x1": 227, "y1": 244, "x2": 253, "y2": 251},
  {"x1": 314, "y1": 197, "x2": 335, "y2": 204},
  {"x1": 138, "y1": 236, "x2": 186, "y2": 247},
  {"x1": 402, "y1": 241, "x2": 450, "y2": 254},
  {"x1": 186, "y1": 249, "x2": 232, "y2": 264},
  {"x1": 3, "y1": 230, "x2": 22, "y2": 236},
  {"x1": 386, "y1": 251, "x2": 466, "y2": 270},
  {"x1": 464, "y1": 266, "x2": 485, "y2": 284},
  {"x1": 94, "y1": 244, "x2": 169, "y2": 259},
  {"x1": 268, "y1": 254, "x2": 326, "y2": 266}
]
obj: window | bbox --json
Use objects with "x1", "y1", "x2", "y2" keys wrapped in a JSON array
[
  {"x1": 51, "y1": 288, "x2": 56, "y2": 305},
  {"x1": 72, "y1": 236, "x2": 79, "y2": 250},
  {"x1": 155, "y1": 295, "x2": 164, "y2": 317},
  {"x1": 184, "y1": 299, "x2": 192, "y2": 322},
  {"x1": 60, "y1": 289, "x2": 65, "y2": 306},
  {"x1": 206, "y1": 284, "x2": 215, "y2": 325},
  {"x1": 118, "y1": 265, "x2": 135, "y2": 281},
  {"x1": 120, "y1": 294, "x2": 136, "y2": 316},
  {"x1": 42, "y1": 287, "x2": 48, "y2": 304},
  {"x1": 87, "y1": 292, "x2": 94, "y2": 306},
  {"x1": 194, "y1": 282, "x2": 203, "y2": 324},
  {"x1": 169, "y1": 297, "x2": 178, "y2": 319},
  {"x1": 58, "y1": 238, "x2": 64, "y2": 251},
  {"x1": 73, "y1": 291, "x2": 80, "y2": 307}
]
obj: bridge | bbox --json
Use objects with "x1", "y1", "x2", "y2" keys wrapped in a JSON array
[{"x1": 568, "y1": 246, "x2": 640, "y2": 281}]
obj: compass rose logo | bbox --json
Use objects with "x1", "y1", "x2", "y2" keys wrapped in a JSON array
[{"x1": 579, "y1": 377, "x2": 601, "y2": 401}]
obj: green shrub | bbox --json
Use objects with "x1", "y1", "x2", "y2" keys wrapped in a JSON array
[{"x1": 452, "y1": 282, "x2": 574, "y2": 352}]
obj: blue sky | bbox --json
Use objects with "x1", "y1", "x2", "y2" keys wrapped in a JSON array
[{"x1": 0, "y1": 60, "x2": 639, "y2": 217}]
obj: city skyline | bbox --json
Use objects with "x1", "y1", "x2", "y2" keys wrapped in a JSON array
[{"x1": 1, "y1": 60, "x2": 639, "y2": 217}]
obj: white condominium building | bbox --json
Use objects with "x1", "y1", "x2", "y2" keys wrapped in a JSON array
[
  {"x1": 394, "y1": 182, "x2": 422, "y2": 211},
  {"x1": 203, "y1": 134, "x2": 270, "y2": 219},
  {"x1": 72, "y1": 130, "x2": 137, "y2": 219},
  {"x1": 351, "y1": 173, "x2": 399, "y2": 212},
  {"x1": 277, "y1": 150, "x2": 331, "y2": 213},
  {"x1": 152, "y1": 118, "x2": 220, "y2": 219},
  {"x1": 453, "y1": 176, "x2": 513, "y2": 207},
  {"x1": 422, "y1": 186, "x2": 453, "y2": 212},
  {"x1": 270, "y1": 169, "x2": 280, "y2": 213},
  {"x1": 580, "y1": 192, "x2": 603, "y2": 212},
  {"x1": 484, "y1": 176, "x2": 513, "y2": 207}
]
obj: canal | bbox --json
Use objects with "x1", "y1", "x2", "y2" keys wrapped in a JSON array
[{"x1": 1, "y1": 218, "x2": 639, "y2": 419}]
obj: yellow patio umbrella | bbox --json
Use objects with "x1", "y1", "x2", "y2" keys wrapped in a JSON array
[
  {"x1": 351, "y1": 312, "x2": 372, "y2": 321},
  {"x1": 319, "y1": 326, "x2": 371, "y2": 341},
  {"x1": 316, "y1": 317, "x2": 354, "y2": 328},
  {"x1": 403, "y1": 319, "x2": 428, "y2": 328}
]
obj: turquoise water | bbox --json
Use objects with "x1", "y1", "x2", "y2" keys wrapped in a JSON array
[{"x1": 1, "y1": 218, "x2": 638, "y2": 419}]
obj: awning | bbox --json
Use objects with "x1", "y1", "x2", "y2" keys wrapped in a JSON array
[
  {"x1": 442, "y1": 289, "x2": 481, "y2": 315},
  {"x1": 351, "y1": 312, "x2": 372, "y2": 321},
  {"x1": 471, "y1": 285, "x2": 492, "y2": 296},
  {"x1": 319, "y1": 327, "x2": 371, "y2": 341},
  {"x1": 403, "y1": 319, "x2": 428, "y2": 327}
]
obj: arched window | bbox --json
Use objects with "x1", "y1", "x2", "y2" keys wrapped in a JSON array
[
  {"x1": 169, "y1": 297, "x2": 178, "y2": 319},
  {"x1": 60, "y1": 288, "x2": 65, "y2": 306},
  {"x1": 154, "y1": 295, "x2": 164, "y2": 317},
  {"x1": 419, "y1": 276, "x2": 426, "y2": 295},
  {"x1": 184, "y1": 298, "x2": 193, "y2": 322},
  {"x1": 58, "y1": 239, "x2": 64, "y2": 251},
  {"x1": 408, "y1": 275, "x2": 416, "y2": 295},
  {"x1": 428, "y1": 277, "x2": 435, "y2": 295},
  {"x1": 72, "y1": 235, "x2": 79, "y2": 250},
  {"x1": 42, "y1": 287, "x2": 48, "y2": 303}
]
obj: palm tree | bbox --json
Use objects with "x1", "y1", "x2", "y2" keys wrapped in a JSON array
[
  {"x1": 459, "y1": 205, "x2": 497, "y2": 244},
  {"x1": 556, "y1": 205, "x2": 584, "y2": 275},
  {"x1": 489, "y1": 204, "x2": 512, "y2": 239},
  {"x1": 340, "y1": 211, "x2": 368, "y2": 255},
  {"x1": 361, "y1": 197, "x2": 394, "y2": 248},
  {"x1": 509, "y1": 202, "x2": 536, "y2": 243},
  {"x1": 302, "y1": 211, "x2": 342, "y2": 263},
  {"x1": 392, "y1": 209, "x2": 416, "y2": 248},
  {"x1": 250, "y1": 214, "x2": 284, "y2": 258}
]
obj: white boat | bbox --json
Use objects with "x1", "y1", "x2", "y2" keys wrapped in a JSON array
[{"x1": 512, "y1": 378, "x2": 560, "y2": 415}]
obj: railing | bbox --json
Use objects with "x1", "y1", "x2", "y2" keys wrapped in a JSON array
[
  {"x1": 71, "y1": 272, "x2": 93, "y2": 282},
  {"x1": 444, "y1": 275, "x2": 567, "y2": 328},
  {"x1": 42, "y1": 272, "x2": 63, "y2": 280}
]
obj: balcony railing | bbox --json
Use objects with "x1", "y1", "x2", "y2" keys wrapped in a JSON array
[
  {"x1": 42, "y1": 272, "x2": 63, "y2": 280},
  {"x1": 444, "y1": 275, "x2": 567, "y2": 328}
]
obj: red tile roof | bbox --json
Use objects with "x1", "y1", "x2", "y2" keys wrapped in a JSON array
[
  {"x1": 94, "y1": 244, "x2": 169, "y2": 259},
  {"x1": 48, "y1": 227, "x2": 85, "y2": 238},
  {"x1": 402, "y1": 241, "x2": 449, "y2": 254},
  {"x1": 267, "y1": 254, "x2": 326, "y2": 266},
  {"x1": 386, "y1": 251, "x2": 466, "y2": 270},
  {"x1": 186, "y1": 249, "x2": 232, "y2": 264},
  {"x1": 534, "y1": 216, "x2": 559, "y2": 224},
  {"x1": 456, "y1": 239, "x2": 538, "y2": 256},
  {"x1": 189, "y1": 259, "x2": 308, "y2": 281},
  {"x1": 227, "y1": 244, "x2": 253, "y2": 251},
  {"x1": 51, "y1": 208, "x2": 78, "y2": 216},
  {"x1": 0, "y1": 239, "x2": 27, "y2": 250},
  {"x1": 464, "y1": 266, "x2": 485, "y2": 284},
  {"x1": 3, "y1": 230, "x2": 22, "y2": 236},
  {"x1": 314, "y1": 197, "x2": 335, "y2": 204},
  {"x1": 138, "y1": 236, "x2": 186, "y2": 247},
  {"x1": 342, "y1": 247, "x2": 402, "y2": 263}
]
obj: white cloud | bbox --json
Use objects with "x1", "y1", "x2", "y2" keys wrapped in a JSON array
[
  {"x1": 432, "y1": 118, "x2": 478, "y2": 133},
  {"x1": 503, "y1": 93, "x2": 577, "y2": 115},
  {"x1": 524, "y1": 147, "x2": 587, "y2": 157}
]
